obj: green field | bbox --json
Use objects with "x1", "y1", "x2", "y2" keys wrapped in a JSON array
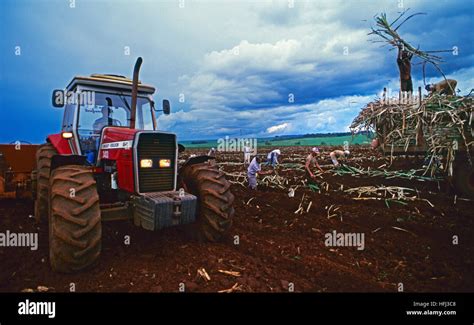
[{"x1": 180, "y1": 134, "x2": 371, "y2": 149}]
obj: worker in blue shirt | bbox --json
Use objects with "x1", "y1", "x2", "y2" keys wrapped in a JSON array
[{"x1": 247, "y1": 156, "x2": 272, "y2": 190}]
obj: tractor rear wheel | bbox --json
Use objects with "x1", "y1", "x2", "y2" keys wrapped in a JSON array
[
  {"x1": 180, "y1": 162, "x2": 234, "y2": 242},
  {"x1": 49, "y1": 165, "x2": 101, "y2": 273},
  {"x1": 34, "y1": 143, "x2": 57, "y2": 223},
  {"x1": 453, "y1": 159, "x2": 474, "y2": 199}
]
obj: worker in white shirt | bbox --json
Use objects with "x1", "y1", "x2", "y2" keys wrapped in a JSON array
[
  {"x1": 243, "y1": 142, "x2": 252, "y2": 165},
  {"x1": 329, "y1": 149, "x2": 350, "y2": 167},
  {"x1": 266, "y1": 149, "x2": 281, "y2": 168},
  {"x1": 247, "y1": 156, "x2": 272, "y2": 190},
  {"x1": 207, "y1": 147, "x2": 216, "y2": 157}
]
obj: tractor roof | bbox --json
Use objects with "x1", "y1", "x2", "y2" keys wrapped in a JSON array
[{"x1": 66, "y1": 74, "x2": 155, "y2": 94}]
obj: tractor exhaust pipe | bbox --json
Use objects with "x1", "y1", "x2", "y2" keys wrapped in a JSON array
[{"x1": 130, "y1": 57, "x2": 143, "y2": 129}]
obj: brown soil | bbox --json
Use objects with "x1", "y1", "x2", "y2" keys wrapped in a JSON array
[{"x1": 0, "y1": 146, "x2": 473, "y2": 292}]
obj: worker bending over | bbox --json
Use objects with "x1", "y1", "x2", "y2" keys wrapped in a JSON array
[
  {"x1": 266, "y1": 149, "x2": 281, "y2": 168},
  {"x1": 247, "y1": 156, "x2": 272, "y2": 190},
  {"x1": 329, "y1": 149, "x2": 350, "y2": 167},
  {"x1": 425, "y1": 79, "x2": 457, "y2": 96},
  {"x1": 305, "y1": 147, "x2": 324, "y2": 184}
]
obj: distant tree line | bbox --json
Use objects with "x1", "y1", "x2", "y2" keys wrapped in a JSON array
[{"x1": 272, "y1": 131, "x2": 372, "y2": 140}]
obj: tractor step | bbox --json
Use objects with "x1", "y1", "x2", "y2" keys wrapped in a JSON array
[
  {"x1": 133, "y1": 191, "x2": 197, "y2": 231},
  {"x1": 101, "y1": 202, "x2": 133, "y2": 221}
]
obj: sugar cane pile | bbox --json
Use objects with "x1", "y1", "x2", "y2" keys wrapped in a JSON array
[
  {"x1": 355, "y1": 10, "x2": 474, "y2": 176},
  {"x1": 222, "y1": 170, "x2": 301, "y2": 189},
  {"x1": 344, "y1": 185, "x2": 435, "y2": 208},
  {"x1": 345, "y1": 185, "x2": 415, "y2": 202},
  {"x1": 259, "y1": 174, "x2": 291, "y2": 189},
  {"x1": 222, "y1": 171, "x2": 248, "y2": 187},
  {"x1": 351, "y1": 94, "x2": 473, "y2": 176},
  {"x1": 332, "y1": 164, "x2": 442, "y2": 181}
]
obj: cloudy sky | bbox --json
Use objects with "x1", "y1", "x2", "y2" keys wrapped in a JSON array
[{"x1": 1, "y1": 0, "x2": 473, "y2": 142}]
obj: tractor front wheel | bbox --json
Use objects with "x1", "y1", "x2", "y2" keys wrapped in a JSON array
[
  {"x1": 179, "y1": 162, "x2": 235, "y2": 242},
  {"x1": 49, "y1": 165, "x2": 101, "y2": 273},
  {"x1": 34, "y1": 143, "x2": 57, "y2": 223}
]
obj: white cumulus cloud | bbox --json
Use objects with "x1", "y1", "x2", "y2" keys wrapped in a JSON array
[{"x1": 267, "y1": 122, "x2": 290, "y2": 134}]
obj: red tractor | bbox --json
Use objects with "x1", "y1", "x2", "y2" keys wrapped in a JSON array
[{"x1": 33, "y1": 57, "x2": 234, "y2": 272}]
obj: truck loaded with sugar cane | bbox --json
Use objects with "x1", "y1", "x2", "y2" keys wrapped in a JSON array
[
  {"x1": 351, "y1": 88, "x2": 474, "y2": 198},
  {"x1": 350, "y1": 10, "x2": 474, "y2": 198}
]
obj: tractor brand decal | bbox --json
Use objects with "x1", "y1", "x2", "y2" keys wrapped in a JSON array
[{"x1": 101, "y1": 140, "x2": 133, "y2": 150}]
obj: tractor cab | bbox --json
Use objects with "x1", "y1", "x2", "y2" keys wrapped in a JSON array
[{"x1": 53, "y1": 74, "x2": 170, "y2": 164}]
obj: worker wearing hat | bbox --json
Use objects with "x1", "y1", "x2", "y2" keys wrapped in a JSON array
[
  {"x1": 305, "y1": 147, "x2": 324, "y2": 184},
  {"x1": 207, "y1": 147, "x2": 216, "y2": 157},
  {"x1": 266, "y1": 149, "x2": 281, "y2": 168},
  {"x1": 329, "y1": 149, "x2": 350, "y2": 168}
]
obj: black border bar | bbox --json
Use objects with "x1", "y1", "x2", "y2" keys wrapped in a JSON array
[{"x1": 0, "y1": 293, "x2": 472, "y2": 322}]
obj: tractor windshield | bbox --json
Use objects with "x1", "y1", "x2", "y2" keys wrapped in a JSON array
[{"x1": 77, "y1": 92, "x2": 154, "y2": 161}]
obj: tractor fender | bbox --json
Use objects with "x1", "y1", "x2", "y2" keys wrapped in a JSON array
[
  {"x1": 50, "y1": 155, "x2": 88, "y2": 173},
  {"x1": 179, "y1": 155, "x2": 215, "y2": 172},
  {"x1": 47, "y1": 134, "x2": 73, "y2": 155}
]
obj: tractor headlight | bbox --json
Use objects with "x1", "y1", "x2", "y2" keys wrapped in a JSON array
[
  {"x1": 61, "y1": 132, "x2": 73, "y2": 139},
  {"x1": 140, "y1": 159, "x2": 153, "y2": 168},
  {"x1": 159, "y1": 159, "x2": 171, "y2": 168}
]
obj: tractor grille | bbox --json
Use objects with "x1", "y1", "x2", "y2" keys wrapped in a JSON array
[{"x1": 136, "y1": 133, "x2": 176, "y2": 193}]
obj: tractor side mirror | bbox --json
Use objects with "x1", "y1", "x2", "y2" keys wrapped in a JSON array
[
  {"x1": 52, "y1": 89, "x2": 65, "y2": 108},
  {"x1": 163, "y1": 99, "x2": 171, "y2": 115},
  {"x1": 178, "y1": 144, "x2": 185, "y2": 153}
]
